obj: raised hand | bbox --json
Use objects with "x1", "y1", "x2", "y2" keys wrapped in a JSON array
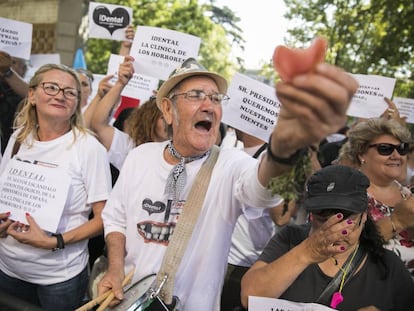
[{"x1": 273, "y1": 37, "x2": 327, "y2": 82}]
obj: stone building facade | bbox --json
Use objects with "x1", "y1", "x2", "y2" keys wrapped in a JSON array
[{"x1": 0, "y1": 0, "x2": 89, "y2": 66}]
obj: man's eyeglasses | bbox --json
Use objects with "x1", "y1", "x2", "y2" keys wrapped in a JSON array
[
  {"x1": 38, "y1": 82, "x2": 78, "y2": 100},
  {"x1": 169, "y1": 89, "x2": 230, "y2": 105},
  {"x1": 368, "y1": 142, "x2": 409, "y2": 156}
]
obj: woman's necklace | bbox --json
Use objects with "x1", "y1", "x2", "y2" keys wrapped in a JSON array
[{"x1": 329, "y1": 244, "x2": 359, "y2": 309}]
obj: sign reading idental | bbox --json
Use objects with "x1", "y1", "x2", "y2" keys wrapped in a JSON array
[
  {"x1": 88, "y1": 2, "x2": 133, "y2": 41},
  {"x1": 0, "y1": 159, "x2": 70, "y2": 233},
  {"x1": 129, "y1": 26, "x2": 201, "y2": 80}
]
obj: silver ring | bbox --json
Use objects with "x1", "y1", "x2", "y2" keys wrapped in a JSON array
[{"x1": 388, "y1": 108, "x2": 395, "y2": 113}]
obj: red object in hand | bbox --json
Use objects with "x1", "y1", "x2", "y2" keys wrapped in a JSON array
[{"x1": 273, "y1": 37, "x2": 328, "y2": 82}]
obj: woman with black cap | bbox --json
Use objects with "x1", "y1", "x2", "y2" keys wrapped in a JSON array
[{"x1": 241, "y1": 165, "x2": 414, "y2": 310}]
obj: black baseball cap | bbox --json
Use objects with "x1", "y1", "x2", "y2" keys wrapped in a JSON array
[{"x1": 303, "y1": 165, "x2": 370, "y2": 213}]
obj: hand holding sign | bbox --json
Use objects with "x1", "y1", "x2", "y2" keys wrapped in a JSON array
[
  {"x1": 0, "y1": 212, "x2": 12, "y2": 238},
  {"x1": 273, "y1": 37, "x2": 327, "y2": 82},
  {"x1": 0, "y1": 51, "x2": 12, "y2": 74},
  {"x1": 6, "y1": 212, "x2": 56, "y2": 249}
]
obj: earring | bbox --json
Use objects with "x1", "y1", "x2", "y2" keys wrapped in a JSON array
[{"x1": 360, "y1": 159, "x2": 366, "y2": 164}]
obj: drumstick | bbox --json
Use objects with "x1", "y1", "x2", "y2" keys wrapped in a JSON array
[
  {"x1": 96, "y1": 268, "x2": 135, "y2": 311},
  {"x1": 75, "y1": 268, "x2": 135, "y2": 311}
]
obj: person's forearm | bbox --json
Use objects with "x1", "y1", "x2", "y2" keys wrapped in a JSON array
[
  {"x1": 83, "y1": 93, "x2": 102, "y2": 128},
  {"x1": 90, "y1": 82, "x2": 124, "y2": 133},
  {"x1": 258, "y1": 145, "x2": 300, "y2": 187},
  {"x1": 106, "y1": 231, "x2": 126, "y2": 274},
  {"x1": 61, "y1": 201, "x2": 105, "y2": 245},
  {"x1": 241, "y1": 241, "x2": 312, "y2": 307},
  {"x1": 3, "y1": 68, "x2": 28, "y2": 98}
]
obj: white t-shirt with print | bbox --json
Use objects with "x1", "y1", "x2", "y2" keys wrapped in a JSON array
[
  {"x1": 102, "y1": 141, "x2": 282, "y2": 311},
  {"x1": 0, "y1": 129, "x2": 112, "y2": 284}
]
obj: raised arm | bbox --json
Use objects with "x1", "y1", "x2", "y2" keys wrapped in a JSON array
[
  {"x1": 241, "y1": 213, "x2": 353, "y2": 307},
  {"x1": 258, "y1": 57, "x2": 358, "y2": 186},
  {"x1": 119, "y1": 25, "x2": 135, "y2": 56},
  {"x1": 90, "y1": 56, "x2": 134, "y2": 150},
  {"x1": 0, "y1": 51, "x2": 28, "y2": 98},
  {"x1": 83, "y1": 74, "x2": 114, "y2": 129}
]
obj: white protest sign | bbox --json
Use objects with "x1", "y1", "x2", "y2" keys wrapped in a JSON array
[
  {"x1": 107, "y1": 54, "x2": 159, "y2": 100},
  {"x1": 347, "y1": 74, "x2": 396, "y2": 119},
  {"x1": 0, "y1": 17, "x2": 32, "y2": 60},
  {"x1": 25, "y1": 53, "x2": 61, "y2": 82},
  {"x1": 393, "y1": 97, "x2": 414, "y2": 124},
  {"x1": 222, "y1": 72, "x2": 280, "y2": 142},
  {"x1": 129, "y1": 26, "x2": 201, "y2": 80},
  {"x1": 30, "y1": 53, "x2": 61, "y2": 67},
  {"x1": 0, "y1": 159, "x2": 71, "y2": 233},
  {"x1": 88, "y1": 2, "x2": 133, "y2": 41},
  {"x1": 248, "y1": 296, "x2": 336, "y2": 311},
  {"x1": 90, "y1": 74, "x2": 106, "y2": 102}
]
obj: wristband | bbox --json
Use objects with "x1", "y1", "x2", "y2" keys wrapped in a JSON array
[
  {"x1": 267, "y1": 135, "x2": 307, "y2": 165},
  {"x1": 52, "y1": 233, "x2": 65, "y2": 251},
  {"x1": 0, "y1": 68, "x2": 13, "y2": 78}
]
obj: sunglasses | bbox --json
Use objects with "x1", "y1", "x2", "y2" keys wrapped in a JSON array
[{"x1": 368, "y1": 143, "x2": 409, "y2": 156}]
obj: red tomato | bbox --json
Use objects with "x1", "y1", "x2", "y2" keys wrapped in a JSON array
[{"x1": 273, "y1": 37, "x2": 328, "y2": 82}]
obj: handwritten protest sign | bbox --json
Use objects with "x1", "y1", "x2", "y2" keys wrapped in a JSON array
[
  {"x1": 248, "y1": 296, "x2": 336, "y2": 311},
  {"x1": 222, "y1": 72, "x2": 280, "y2": 142},
  {"x1": 129, "y1": 26, "x2": 201, "y2": 80},
  {"x1": 0, "y1": 159, "x2": 71, "y2": 233},
  {"x1": 88, "y1": 2, "x2": 132, "y2": 41},
  {"x1": 347, "y1": 74, "x2": 396, "y2": 119},
  {"x1": 0, "y1": 17, "x2": 32, "y2": 60},
  {"x1": 107, "y1": 54, "x2": 159, "y2": 101},
  {"x1": 393, "y1": 97, "x2": 414, "y2": 124}
]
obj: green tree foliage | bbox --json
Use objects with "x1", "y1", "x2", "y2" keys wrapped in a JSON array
[
  {"x1": 84, "y1": 0, "x2": 243, "y2": 81},
  {"x1": 282, "y1": 0, "x2": 414, "y2": 97}
]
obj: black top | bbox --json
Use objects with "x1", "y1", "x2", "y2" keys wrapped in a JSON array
[
  {"x1": 259, "y1": 224, "x2": 414, "y2": 311},
  {"x1": 0, "y1": 80, "x2": 22, "y2": 153}
]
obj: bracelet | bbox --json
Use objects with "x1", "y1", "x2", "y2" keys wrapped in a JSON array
[
  {"x1": 52, "y1": 233, "x2": 65, "y2": 251},
  {"x1": 267, "y1": 135, "x2": 307, "y2": 165},
  {"x1": 0, "y1": 68, "x2": 13, "y2": 78}
]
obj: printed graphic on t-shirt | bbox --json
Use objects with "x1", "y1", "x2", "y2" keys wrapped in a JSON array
[{"x1": 137, "y1": 198, "x2": 184, "y2": 245}]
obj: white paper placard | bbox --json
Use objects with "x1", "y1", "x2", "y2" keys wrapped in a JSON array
[
  {"x1": 347, "y1": 74, "x2": 396, "y2": 119},
  {"x1": 129, "y1": 26, "x2": 201, "y2": 80},
  {"x1": 107, "y1": 54, "x2": 159, "y2": 101},
  {"x1": 222, "y1": 72, "x2": 280, "y2": 142},
  {"x1": 24, "y1": 53, "x2": 61, "y2": 82},
  {"x1": 393, "y1": 97, "x2": 414, "y2": 124},
  {"x1": 0, "y1": 17, "x2": 33, "y2": 60},
  {"x1": 88, "y1": 1, "x2": 133, "y2": 41},
  {"x1": 0, "y1": 159, "x2": 71, "y2": 233},
  {"x1": 248, "y1": 296, "x2": 336, "y2": 311}
]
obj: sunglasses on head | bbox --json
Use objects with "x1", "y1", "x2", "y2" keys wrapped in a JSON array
[{"x1": 368, "y1": 142, "x2": 409, "y2": 156}]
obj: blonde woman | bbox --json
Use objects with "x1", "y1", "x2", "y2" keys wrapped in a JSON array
[{"x1": 0, "y1": 64, "x2": 112, "y2": 311}]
